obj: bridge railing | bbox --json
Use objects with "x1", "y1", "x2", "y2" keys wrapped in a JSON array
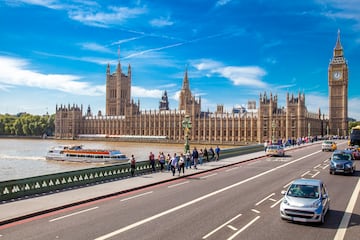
[{"x1": 0, "y1": 144, "x2": 263, "y2": 202}]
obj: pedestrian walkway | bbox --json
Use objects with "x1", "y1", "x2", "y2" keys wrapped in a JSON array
[{"x1": 0, "y1": 143, "x2": 316, "y2": 225}]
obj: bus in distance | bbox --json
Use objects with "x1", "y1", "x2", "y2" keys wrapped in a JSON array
[{"x1": 349, "y1": 125, "x2": 360, "y2": 147}]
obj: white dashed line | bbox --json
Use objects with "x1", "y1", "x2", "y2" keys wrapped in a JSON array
[
  {"x1": 168, "y1": 181, "x2": 190, "y2": 188},
  {"x1": 120, "y1": 191, "x2": 153, "y2": 202},
  {"x1": 227, "y1": 216, "x2": 260, "y2": 240},
  {"x1": 49, "y1": 207, "x2": 99, "y2": 222}
]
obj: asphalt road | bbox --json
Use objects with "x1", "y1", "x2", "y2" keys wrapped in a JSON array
[{"x1": 0, "y1": 141, "x2": 359, "y2": 240}]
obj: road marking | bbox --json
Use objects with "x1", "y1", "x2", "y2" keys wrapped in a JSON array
[
  {"x1": 333, "y1": 178, "x2": 360, "y2": 240},
  {"x1": 271, "y1": 198, "x2": 283, "y2": 208},
  {"x1": 227, "y1": 216, "x2": 260, "y2": 240},
  {"x1": 202, "y1": 213, "x2": 243, "y2": 239},
  {"x1": 95, "y1": 151, "x2": 321, "y2": 240},
  {"x1": 301, "y1": 170, "x2": 310, "y2": 177},
  {"x1": 251, "y1": 209, "x2": 260, "y2": 214},
  {"x1": 311, "y1": 171, "x2": 320, "y2": 178},
  {"x1": 227, "y1": 225, "x2": 238, "y2": 231},
  {"x1": 49, "y1": 207, "x2": 99, "y2": 222},
  {"x1": 200, "y1": 173, "x2": 218, "y2": 179},
  {"x1": 120, "y1": 191, "x2": 153, "y2": 202},
  {"x1": 168, "y1": 181, "x2": 190, "y2": 188},
  {"x1": 255, "y1": 193, "x2": 275, "y2": 206},
  {"x1": 314, "y1": 164, "x2": 321, "y2": 169},
  {"x1": 283, "y1": 181, "x2": 293, "y2": 189},
  {"x1": 322, "y1": 164, "x2": 329, "y2": 169}
]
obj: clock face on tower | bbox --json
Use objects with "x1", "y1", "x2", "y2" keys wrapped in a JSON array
[{"x1": 333, "y1": 71, "x2": 342, "y2": 80}]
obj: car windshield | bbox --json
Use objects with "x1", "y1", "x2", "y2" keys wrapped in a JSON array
[
  {"x1": 332, "y1": 154, "x2": 351, "y2": 161},
  {"x1": 287, "y1": 184, "x2": 319, "y2": 199},
  {"x1": 268, "y1": 145, "x2": 280, "y2": 150}
]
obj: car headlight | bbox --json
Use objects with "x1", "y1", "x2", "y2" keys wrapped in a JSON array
[
  {"x1": 345, "y1": 163, "x2": 352, "y2": 168},
  {"x1": 311, "y1": 200, "x2": 321, "y2": 208},
  {"x1": 282, "y1": 198, "x2": 290, "y2": 206}
]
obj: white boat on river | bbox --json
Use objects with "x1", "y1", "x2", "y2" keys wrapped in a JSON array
[{"x1": 46, "y1": 145, "x2": 129, "y2": 164}]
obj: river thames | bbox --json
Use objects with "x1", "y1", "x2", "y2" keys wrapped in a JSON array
[{"x1": 0, "y1": 138, "x2": 191, "y2": 182}]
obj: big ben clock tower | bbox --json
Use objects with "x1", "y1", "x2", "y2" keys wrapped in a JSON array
[{"x1": 328, "y1": 30, "x2": 348, "y2": 136}]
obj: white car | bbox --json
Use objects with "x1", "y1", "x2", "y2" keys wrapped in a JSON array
[
  {"x1": 321, "y1": 140, "x2": 336, "y2": 151},
  {"x1": 280, "y1": 178, "x2": 330, "y2": 224},
  {"x1": 266, "y1": 144, "x2": 285, "y2": 157}
]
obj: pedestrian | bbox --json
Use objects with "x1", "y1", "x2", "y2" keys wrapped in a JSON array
[
  {"x1": 203, "y1": 147, "x2": 209, "y2": 162},
  {"x1": 192, "y1": 147, "x2": 199, "y2": 169},
  {"x1": 149, "y1": 151, "x2": 156, "y2": 172},
  {"x1": 158, "y1": 152, "x2": 165, "y2": 172},
  {"x1": 209, "y1": 147, "x2": 215, "y2": 161},
  {"x1": 178, "y1": 153, "x2": 185, "y2": 175},
  {"x1": 130, "y1": 154, "x2": 136, "y2": 177},
  {"x1": 185, "y1": 150, "x2": 191, "y2": 169},
  {"x1": 215, "y1": 145, "x2": 220, "y2": 161},
  {"x1": 166, "y1": 153, "x2": 171, "y2": 171},
  {"x1": 264, "y1": 140, "x2": 268, "y2": 152},
  {"x1": 199, "y1": 148, "x2": 203, "y2": 165},
  {"x1": 170, "y1": 153, "x2": 178, "y2": 176}
]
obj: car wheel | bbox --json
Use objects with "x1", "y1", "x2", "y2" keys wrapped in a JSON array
[{"x1": 320, "y1": 214, "x2": 325, "y2": 224}]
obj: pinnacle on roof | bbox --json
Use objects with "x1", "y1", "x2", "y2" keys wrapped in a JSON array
[
  {"x1": 335, "y1": 29, "x2": 343, "y2": 50},
  {"x1": 182, "y1": 65, "x2": 190, "y2": 90}
]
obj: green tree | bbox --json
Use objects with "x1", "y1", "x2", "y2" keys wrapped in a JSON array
[{"x1": 0, "y1": 113, "x2": 55, "y2": 136}]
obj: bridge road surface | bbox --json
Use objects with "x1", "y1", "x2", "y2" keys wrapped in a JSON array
[{"x1": 0, "y1": 141, "x2": 359, "y2": 240}]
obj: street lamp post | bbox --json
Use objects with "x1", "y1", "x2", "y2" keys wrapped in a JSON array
[
  {"x1": 272, "y1": 120, "x2": 276, "y2": 144},
  {"x1": 308, "y1": 122, "x2": 311, "y2": 139},
  {"x1": 182, "y1": 115, "x2": 192, "y2": 153}
]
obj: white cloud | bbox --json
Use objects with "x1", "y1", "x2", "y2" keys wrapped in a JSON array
[
  {"x1": 349, "y1": 97, "x2": 360, "y2": 121},
  {"x1": 10, "y1": 0, "x2": 62, "y2": 9},
  {"x1": 80, "y1": 42, "x2": 112, "y2": 53},
  {"x1": 68, "y1": 6, "x2": 147, "y2": 27},
  {"x1": 193, "y1": 59, "x2": 267, "y2": 88},
  {"x1": 215, "y1": 0, "x2": 232, "y2": 7},
  {"x1": 150, "y1": 17, "x2": 174, "y2": 27},
  {"x1": 0, "y1": 56, "x2": 104, "y2": 96},
  {"x1": 131, "y1": 86, "x2": 163, "y2": 99}
]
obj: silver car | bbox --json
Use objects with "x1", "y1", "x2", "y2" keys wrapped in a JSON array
[{"x1": 280, "y1": 178, "x2": 330, "y2": 224}]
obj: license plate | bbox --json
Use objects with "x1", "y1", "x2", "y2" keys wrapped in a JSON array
[{"x1": 292, "y1": 217, "x2": 307, "y2": 222}]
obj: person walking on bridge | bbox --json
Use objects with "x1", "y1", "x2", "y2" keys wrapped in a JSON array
[
  {"x1": 149, "y1": 152, "x2": 156, "y2": 172},
  {"x1": 170, "y1": 153, "x2": 178, "y2": 176},
  {"x1": 130, "y1": 155, "x2": 136, "y2": 177}
]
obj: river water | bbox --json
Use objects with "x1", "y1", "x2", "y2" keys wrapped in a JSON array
[{"x1": 0, "y1": 138, "x2": 188, "y2": 182}]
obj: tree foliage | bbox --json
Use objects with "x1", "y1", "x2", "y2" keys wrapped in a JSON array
[
  {"x1": 349, "y1": 121, "x2": 360, "y2": 129},
  {"x1": 0, "y1": 113, "x2": 55, "y2": 136}
]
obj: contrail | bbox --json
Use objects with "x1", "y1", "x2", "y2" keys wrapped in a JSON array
[{"x1": 123, "y1": 31, "x2": 232, "y2": 59}]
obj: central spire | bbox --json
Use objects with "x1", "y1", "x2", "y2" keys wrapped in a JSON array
[{"x1": 182, "y1": 65, "x2": 189, "y2": 90}]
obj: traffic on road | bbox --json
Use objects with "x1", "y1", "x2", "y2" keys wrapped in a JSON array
[{"x1": 0, "y1": 140, "x2": 359, "y2": 240}]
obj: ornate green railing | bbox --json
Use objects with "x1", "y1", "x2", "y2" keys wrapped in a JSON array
[{"x1": 0, "y1": 144, "x2": 263, "y2": 201}]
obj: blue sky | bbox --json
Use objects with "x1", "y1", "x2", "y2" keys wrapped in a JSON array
[{"x1": 1, "y1": 0, "x2": 360, "y2": 120}]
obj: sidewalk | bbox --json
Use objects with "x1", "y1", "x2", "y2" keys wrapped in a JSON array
[{"x1": 0, "y1": 144, "x2": 312, "y2": 225}]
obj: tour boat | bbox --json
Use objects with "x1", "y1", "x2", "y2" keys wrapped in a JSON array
[{"x1": 45, "y1": 145, "x2": 129, "y2": 163}]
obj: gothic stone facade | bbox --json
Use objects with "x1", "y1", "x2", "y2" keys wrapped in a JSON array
[
  {"x1": 54, "y1": 66, "x2": 327, "y2": 144},
  {"x1": 55, "y1": 33, "x2": 351, "y2": 144}
]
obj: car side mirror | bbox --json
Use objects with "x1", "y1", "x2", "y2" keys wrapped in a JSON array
[
  {"x1": 322, "y1": 193, "x2": 328, "y2": 199},
  {"x1": 281, "y1": 190, "x2": 286, "y2": 195}
]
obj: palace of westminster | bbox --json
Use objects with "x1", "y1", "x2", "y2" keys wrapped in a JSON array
[{"x1": 54, "y1": 31, "x2": 348, "y2": 145}]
